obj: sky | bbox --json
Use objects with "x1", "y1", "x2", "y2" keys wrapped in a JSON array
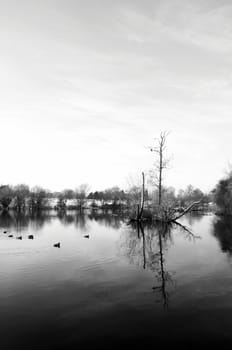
[{"x1": 0, "y1": 0, "x2": 232, "y2": 193}]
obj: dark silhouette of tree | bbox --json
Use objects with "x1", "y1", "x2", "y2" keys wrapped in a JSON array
[
  {"x1": 28, "y1": 186, "x2": 48, "y2": 211},
  {"x1": 13, "y1": 184, "x2": 30, "y2": 211},
  {"x1": 62, "y1": 189, "x2": 75, "y2": 199},
  {"x1": 214, "y1": 175, "x2": 232, "y2": 215},
  {"x1": 0, "y1": 185, "x2": 13, "y2": 210},
  {"x1": 213, "y1": 217, "x2": 232, "y2": 255},
  {"x1": 75, "y1": 184, "x2": 90, "y2": 211}
]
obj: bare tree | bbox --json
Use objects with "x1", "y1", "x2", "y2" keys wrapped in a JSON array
[
  {"x1": 13, "y1": 184, "x2": 30, "y2": 211},
  {"x1": 148, "y1": 132, "x2": 203, "y2": 223},
  {"x1": 150, "y1": 131, "x2": 170, "y2": 206},
  {"x1": 28, "y1": 186, "x2": 48, "y2": 211},
  {"x1": 128, "y1": 172, "x2": 146, "y2": 222},
  {"x1": 75, "y1": 184, "x2": 90, "y2": 211}
]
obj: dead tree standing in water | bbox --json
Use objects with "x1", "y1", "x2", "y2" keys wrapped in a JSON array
[
  {"x1": 130, "y1": 172, "x2": 145, "y2": 222},
  {"x1": 137, "y1": 171, "x2": 145, "y2": 221},
  {"x1": 150, "y1": 131, "x2": 170, "y2": 206},
  {"x1": 150, "y1": 132, "x2": 202, "y2": 222}
]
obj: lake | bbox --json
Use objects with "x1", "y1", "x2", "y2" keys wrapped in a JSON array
[{"x1": 0, "y1": 210, "x2": 232, "y2": 349}]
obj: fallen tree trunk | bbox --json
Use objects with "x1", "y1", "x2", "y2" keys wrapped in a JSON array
[
  {"x1": 152, "y1": 199, "x2": 203, "y2": 223},
  {"x1": 130, "y1": 195, "x2": 203, "y2": 224},
  {"x1": 171, "y1": 200, "x2": 202, "y2": 223}
]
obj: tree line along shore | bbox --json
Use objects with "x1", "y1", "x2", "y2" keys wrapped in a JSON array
[
  {"x1": 0, "y1": 132, "x2": 230, "y2": 219},
  {"x1": 0, "y1": 182, "x2": 215, "y2": 213}
]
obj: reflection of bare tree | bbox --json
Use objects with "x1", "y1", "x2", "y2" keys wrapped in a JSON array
[
  {"x1": 121, "y1": 221, "x2": 200, "y2": 308},
  {"x1": 152, "y1": 224, "x2": 174, "y2": 308},
  {"x1": 120, "y1": 222, "x2": 174, "y2": 307},
  {"x1": 173, "y1": 221, "x2": 201, "y2": 241}
]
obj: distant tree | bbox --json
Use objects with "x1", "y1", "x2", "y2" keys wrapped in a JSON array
[
  {"x1": 56, "y1": 189, "x2": 75, "y2": 210},
  {"x1": 126, "y1": 185, "x2": 141, "y2": 207},
  {"x1": 28, "y1": 186, "x2": 48, "y2": 211},
  {"x1": 13, "y1": 184, "x2": 30, "y2": 211},
  {"x1": 103, "y1": 187, "x2": 126, "y2": 202},
  {"x1": 57, "y1": 192, "x2": 67, "y2": 210},
  {"x1": 215, "y1": 175, "x2": 232, "y2": 215},
  {"x1": 75, "y1": 184, "x2": 90, "y2": 211},
  {"x1": 0, "y1": 185, "x2": 13, "y2": 210},
  {"x1": 92, "y1": 191, "x2": 100, "y2": 200},
  {"x1": 176, "y1": 185, "x2": 205, "y2": 207},
  {"x1": 191, "y1": 188, "x2": 204, "y2": 202},
  {"x1": 62, "y1": 189, "x2": 75, "y2": 200},
  {"x1": 162, "y1": 186, "x2": 176, "y2": 206},
  {"x1": 87, "y1": 192, "x2": 93, "y2": 199},
  {"x1": 213, "y1": 217, "x2": 232, "y2": 254}
]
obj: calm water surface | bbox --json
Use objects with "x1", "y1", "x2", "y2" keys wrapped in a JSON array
[{"x1": 0, "y1": 210, "x2": 232, "y2": 348}]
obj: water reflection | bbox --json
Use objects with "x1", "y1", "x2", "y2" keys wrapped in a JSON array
[
  {"x1": 213, "y1": 216, "x2": 232, "y2": 255},
  {"x1": 1, "y1": 211, "x2": 232, "y2": 347},
  {"x1": 0, "y1": 210, "x2": 205, "y2": 310},
  {"x1": 0, "y1": 210, "x2": 126, "y2": 233},
  {"x1": 0, "y1": 210, "x2": 52, "y2": 231},
  {"x1": 88, "y1": 211, "x2": 127, "y2": 229},
  {"x1": 181, "y1": 212, "x2": 206, "y2": 226},
  {"x1": 121, "y1": 221, "x2": 200, "y2": 308}
]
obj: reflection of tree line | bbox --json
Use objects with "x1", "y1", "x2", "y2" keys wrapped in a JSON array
[
  {"x1": 213, "y1": 217, "x2": 232, "y2": 255},
  {"x1": 0, "y1": 210, "x2": 126, "y2": 232},
  {"x1": 121, "y1": 221, "x2": 201, "y2": 308},
  {"x1": 88, "y1": 211, "x2": 128, "y2": 228},
  {"x1": 1, "y1": 209, "x2": 231, "y2": 303},
  {"x1": 0, "y1": 211, "x2": 53, "y2": 231}
]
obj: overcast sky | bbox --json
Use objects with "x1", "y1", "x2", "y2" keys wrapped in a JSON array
[{"x1": 0, "y1": 0, "x2": 232, "y2": 192}]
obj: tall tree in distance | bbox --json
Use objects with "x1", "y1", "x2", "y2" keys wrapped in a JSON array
[
  {"x1": 14, "y1": 184, "x2": 30, "y2": 211},
  {"x1": 0, "y1": 185, "x2": 13, "y2": 210},
  {"x1": 215, "y1": 173, "x2": 232, "y2": 216},
  {"x1": 150, "y1": 131, "x2": 170, "y2": 206},
  {"x1": 75, "y1": 184, "x2": 90, "y2": 211}
]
